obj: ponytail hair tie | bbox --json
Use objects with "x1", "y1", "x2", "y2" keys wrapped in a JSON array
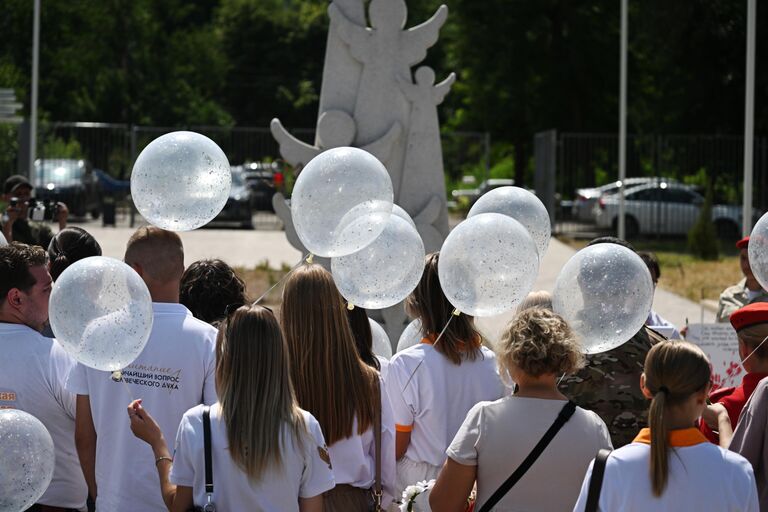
[{"x1": 658, "y1": 385, "x2": 670, "y2": 395}]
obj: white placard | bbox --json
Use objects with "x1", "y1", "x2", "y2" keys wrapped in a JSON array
[{"x1": 686, "y1": 323, "x2": 743, "y2": 391}]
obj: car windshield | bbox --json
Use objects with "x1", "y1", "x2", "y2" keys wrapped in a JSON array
[
  {"x1": 34, "y1": 161, "x2": 84, "y2": 185},
  {"x1": 231, "y1": 170, "x2": 245, "y2": 186}
]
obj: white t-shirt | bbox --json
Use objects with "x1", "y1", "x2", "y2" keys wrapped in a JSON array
[
  {"x1": 326, "y1": 377, "x2": 397, "y2": 506},
  {"x1": 0, "y1": 323, "x2": 87, "y2": 509},
  {"x1": 447, "y1": 396, "x2": 612, "y2": 511},
  {"x1": 66, "y1": 303, "x2": 218, "y2": 512},
  {"x1": 387, "y1": 342, "x2": 505, "y2": 466},
  {"x1": 573, "y1": 429, "x2": 759, "y2": 512},
  {"x1": 376, "y1": 355, "x2": 390, "y2": 382},
  {"x1": 170, "y1": 404, "x2": 335, "y2": 511}
]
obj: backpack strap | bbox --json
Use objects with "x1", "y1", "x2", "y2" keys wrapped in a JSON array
[
  {"x1": 202, "y1": 406, "x2": 214, "y2": 504},
  {"x1": 478, "y1": 401, "x2": 577, "y2": 512}
]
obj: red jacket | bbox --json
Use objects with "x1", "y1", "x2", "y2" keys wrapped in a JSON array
[{"x1": 700, "y1": 372, "x2": 768, "y2": 443}]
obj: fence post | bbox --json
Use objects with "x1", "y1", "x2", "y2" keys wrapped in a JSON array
[
  {"x1": 483, "y1": 132, "x2": 491, "y2": 183},
  {"x1": 534, "y1": 130, "x2": 557, "y2": 229}
]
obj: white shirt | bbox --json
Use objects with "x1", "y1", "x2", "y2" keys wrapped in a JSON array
[
  {"x1": 573, "y1": 430, "x2": 759, "y2": 512},
  {"x1": 0, "y1": 323, "x2": 87, "y2": 509},
  {"x1": 645, "y1": 310, "x2": 680, "y2": 340},
  {"x1": 170, "y1": 404, "x2": 335, "y2": 511},
  {"x1": 327, "y1": 377, "x2": 397, "y2": 506},
  {"x1": 66, "y1": 303, "x2": 218, "y2": 512},
  {"x1": 387, "y1": 342, "x2": 505, "y2": 466},
  {"x1": 448, "y1": 396, "x2": 612, "y2": 511},
  {"x1": 376, "y1": 355, "x2": 390, "y2": 382}
]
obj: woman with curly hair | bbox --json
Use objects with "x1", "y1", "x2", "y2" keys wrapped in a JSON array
[
  {"x1": 179, "y1": 259, "x2": 247, "y2": 326},
  {"x1": 430, "y1": 307, "x2": 612, "y2": 512}
]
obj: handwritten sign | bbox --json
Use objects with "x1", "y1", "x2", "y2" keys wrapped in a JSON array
[{"x1": 686, "y1": 323, "x2": 742, "y2": 391}]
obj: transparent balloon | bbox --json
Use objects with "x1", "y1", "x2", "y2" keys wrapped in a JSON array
[
  {"x1": 369, "y1": 318, "x2": 393, "y2": 359},
  {"x1": 392, "y1": 204, "x2": 417, "y2": 230},
  {"x1": 438, "y1": 213, "x2": 539, "y2": 317},
  {"x1": 750, "y1": 212, "x2": 768, "y2": 291},
  {"x1": 131, "y1": 131, "x2": 231, "y2": 231},
  {"x1": 49, "y1": 257, "x2": 154, "y2": 371},
  {"x1": 332, "y1": 215, "x2": 425, "y2": 309},
  {"x1": 467, "y1": 186, "x2": 551, "y2": 259},
  {"x1": 552, "y1": 244, "x2": 654, "y2": 354},
  {"x1": 396, "y1": 319, "x2": 424, "y2": 353},
  {"x1": 0, "y1": 231, "x2": 7, "y2": 247},
  {"x1": 0, "y1": 409, "x2": 55, "y2": 512},
  {"x1": 291, "y1": 147, "x2": 394, "y2": 257}
]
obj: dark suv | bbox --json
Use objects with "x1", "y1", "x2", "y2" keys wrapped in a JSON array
[
  {"x1": 33, "y1": 159, "x2": 101, "y2": 219},
  {"x1": 241, "y1": 161, "x2": 285, "y2": 211}
]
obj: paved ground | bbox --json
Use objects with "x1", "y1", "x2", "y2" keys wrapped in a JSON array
[{"x1": 78, "y1": 212, "x2": 711, "y2": 342}]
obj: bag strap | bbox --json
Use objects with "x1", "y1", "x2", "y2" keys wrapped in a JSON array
[
  {"x1": 373, "y1": 376, "x2": 383, "y2": 511},
  {"x1": 478, "y1": 401, "x2": 577, "y2": 512},
  {"x1": 584, "y1": 448, "x2": 611, "y2": 512},
  {"x1": 203, "y1": 406, "x2": 214, "y2": 498}
]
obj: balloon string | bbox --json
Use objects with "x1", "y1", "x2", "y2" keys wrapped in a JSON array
[
  {"x1": 111, "y1": 371, "x2": 135, "y2": 402},
  {"x1": 741, "y1": 334, "x2": 768, "y2": 367},
  {"x1": 402, "y1": 309, "x2": 460, "y2": 392},
  {"x1": 252, "y1": 253, "x2": 312, "y2": 306},
  {"x1": 557, "y1": 372, "x2": 567, "y2": 386}
]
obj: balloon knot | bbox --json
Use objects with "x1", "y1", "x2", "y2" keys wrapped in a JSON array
[
  {"x1": 111, "y1": 370, "x2": 123, "y2": 382},
  {"x1": 347, "y1": 302, "x2": 355, "y2": 310},
  {"x1": 452, "y1": 309, "x2": 461, "y2": 316},
  {"x1": 306, "y1": 254, "x2": 314, "y2": 264}
]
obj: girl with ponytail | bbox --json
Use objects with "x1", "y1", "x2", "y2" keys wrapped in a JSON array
[{"x1": 574, "y1": 341, "x2": 759, "y2": 511}]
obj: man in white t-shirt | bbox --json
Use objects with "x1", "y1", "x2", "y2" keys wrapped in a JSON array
[
  {"x1": 66, "y1": 227, "x2": 218, "y2": 512},
  {"x1": 0, "y1": 242, "x2": 88, "y2": 511}
]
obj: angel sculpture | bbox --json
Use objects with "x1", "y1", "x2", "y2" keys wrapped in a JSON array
[{"x1": 270, "y1": 110, "x2": 402, "y2": 168}]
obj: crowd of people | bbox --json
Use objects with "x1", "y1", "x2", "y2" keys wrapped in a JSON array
[{"x1": 2, "y1": 176, "x2": 768, "y2": 510}]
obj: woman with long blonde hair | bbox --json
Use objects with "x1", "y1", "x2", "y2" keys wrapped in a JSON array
[
  {"x1": 574, "y1": 341, "x2": 758, "y2": 511},
  {"x1": 281, "y1": 264, "x2": 396, "y2": 511},
  {"x1": 127, "y1": 305, "x2": 335, "y2": 511}
]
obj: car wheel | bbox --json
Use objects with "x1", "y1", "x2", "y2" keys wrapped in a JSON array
[
  {"x1": 715, "y1": 219, "x2": 739, "y2": 242},
  {"x1": 612, "y1": 215, "x2": 639, "y2": 239}
]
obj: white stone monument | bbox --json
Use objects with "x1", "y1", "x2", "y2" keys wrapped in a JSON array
[{"x1": 272, "y1": 0, "x2": 452, "y2": 343}]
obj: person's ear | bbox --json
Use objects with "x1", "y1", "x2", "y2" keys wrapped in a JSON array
[
  {"x1": 640, "y1": 373, "x2": 653, "y2": 400},
  {"x1": 6, "y1": 289, "x2": 22, "y2": 309},
  {"x1": 738, "y1": 339, "x2": 749, "y2": 361}
]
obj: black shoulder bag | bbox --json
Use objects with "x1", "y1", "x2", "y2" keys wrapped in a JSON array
[
  {"x1": 584, "y1": 448, "x2": 612, "y2": 512},
  {"x1": 191, "y1": 406, "x2": 217, "y2": 512},
  {"x1": 477, "y1": 401, "x2": 577, "y2": 512}
]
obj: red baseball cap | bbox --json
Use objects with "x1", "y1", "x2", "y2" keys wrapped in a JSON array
[
  {"x1": 736, "y1": 236, "x2": 750, "y2": 250},
  {"x1": 730, "y1": 302, "x2": 768, "y2": 332}
]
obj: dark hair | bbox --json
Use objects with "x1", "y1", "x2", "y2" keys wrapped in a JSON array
[
  {"x1": 47, "y1": 227, "x2": 102, "y2": 281},
  {"x1": 587, "y1": 236, "x2": 636, "y2": 252},
  {"x1": 639, "y1": 251, "x2": 661, "y2": 280},
  {"x1": 405, "y1": 252, "x2": 481, "y2": 365},
  {"x1": 180, "y1": 259, "x2": 247, "y2": 325},
  {"x1": 0, "y1": 243, "x2": 48, "y2": 299},
  {"x1": 346, "y1": 306, "x2": 381, "y2": 371}
]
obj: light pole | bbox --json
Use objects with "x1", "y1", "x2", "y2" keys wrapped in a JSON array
[
  {"x1": 743, "y1": 0, "x2": 756, "y2": 236},
  {"x1": 618, "y1": 0, "x2": 628, "y2": 240},
  {"x1": 29, "y1": 0, "x2": 40, "y2": 180}
]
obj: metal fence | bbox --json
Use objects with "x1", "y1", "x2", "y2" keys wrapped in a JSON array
[{"x1": 535, "y1": 131, "x2": 768, "y2": 242}]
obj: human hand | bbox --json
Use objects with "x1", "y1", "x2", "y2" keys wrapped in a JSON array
[
  {"x1": 4, "y1": 202, "x2": 21, "y2": 226},
  {"x1": 127, "y1": 399, "x2": 164, "y2": 447},
  {"x1": 701, "y1": 403, "x2": 729, "y2": 430},
  {"x1": 55, "y1": 202, "x2": 69, "y2": 229}
]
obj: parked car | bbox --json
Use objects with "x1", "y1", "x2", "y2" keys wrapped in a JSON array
[
  {"x1": 573, "y1": 177, "x2": 677, "y2": 222},
  {"x1": 242, "y1": 161, "x2": 284, "y2": 211},
  {"x1": 594, "y1": 181, "x2": 742, "y2": 239},
  {"x1": 211, "y1": 166, "x2": 253, "y2": 228},
  {"x1": 451, "y1": 178, "x2": 516, "y2": 208},
  {"x1": 33, "y1": 159, "x2": 101, "y2": 219}
]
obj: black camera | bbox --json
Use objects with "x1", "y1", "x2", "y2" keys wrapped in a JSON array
[{"x1": 9, "y1": 197, "x2": 58, "y2": 222}]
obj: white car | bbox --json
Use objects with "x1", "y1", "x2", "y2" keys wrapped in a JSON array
[
  {"x1": 572, "y1": 177, "x2": 676, "y2": 222},
  {"x1": 594, "y1": 181, "x2": 742, "y2": 238}
]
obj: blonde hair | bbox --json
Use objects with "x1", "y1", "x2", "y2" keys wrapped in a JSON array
[
  {"x1": 405, "y1": 252, "x2": 481, "y2": 365},
  {"x1": 281, "y1": 264, "x2": 378, "y2": 444},
  {"x1": 216, "y1": 305, "x2": 306, "y2": 481},
  {"x1": 644, "y1": 341, "x2": 711, "y2": 496},
  {"x1": 516, "y1": 290, "x2": 553, "y2": 313},
  {"x1": 124, "y1": 226, "x2": 184, "y2": 282},
  {"x1": 738, "y1": 324, "x2": 768, "y2": 360},
  {"x1": 498, "y1": 308, "x2": 584, "y2": 378}
]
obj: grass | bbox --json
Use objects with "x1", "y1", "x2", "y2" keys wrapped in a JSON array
[
  {"x1": 558, "y1": 237, "x2": 742, "y2": 303},
  {"x1": 234, "y1": 260, "x2": 291, "y2": 307}
]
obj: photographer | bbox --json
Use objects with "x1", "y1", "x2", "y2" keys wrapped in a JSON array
[{"x1": 2, "y1": 174, "x2": 69, "y2": 248}]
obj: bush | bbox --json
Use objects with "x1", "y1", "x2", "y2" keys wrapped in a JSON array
[{"x1": 687, "y1": 182, "x2": 719, "y2": 260}]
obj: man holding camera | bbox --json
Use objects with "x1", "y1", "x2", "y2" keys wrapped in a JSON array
[{"x1": 2, "y1": 174, "x2": 69, "y2": 248}]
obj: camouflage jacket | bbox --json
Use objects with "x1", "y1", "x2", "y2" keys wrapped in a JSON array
[
  {"x1": 716, "y1": 279, "x2": 768, "y2": 323},
  {"x1": 559, "y1": 326, "x2": 666, "y2": 448}
]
